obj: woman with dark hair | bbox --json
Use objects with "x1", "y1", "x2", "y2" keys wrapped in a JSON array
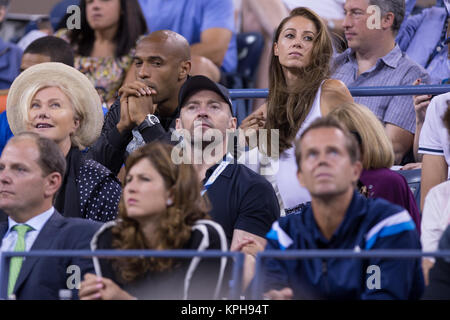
[
  {"x1": 78, "y1": 142, "x2": 228, "y2": 300},
  {"x1": 240, "y1": 7, "x2": 353, "y2": 214},
  {"x1": 56, "y1": 0, "x2": 147, "y2": 107}
]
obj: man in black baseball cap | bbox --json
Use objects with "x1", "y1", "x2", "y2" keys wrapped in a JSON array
[
  {"x1": 176, "y1": 75, "x2": 236, "y2": 153},
  {"x1": 175, "y1": 75, "x2": 280, "y2": 294},
  {"x1": 178, "y1": 75, "x2": 234, "y2": 114}
]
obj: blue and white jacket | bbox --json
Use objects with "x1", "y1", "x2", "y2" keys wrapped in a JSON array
[{"x1": 263, "y1": 191, "x2": 424, "y2": 300}]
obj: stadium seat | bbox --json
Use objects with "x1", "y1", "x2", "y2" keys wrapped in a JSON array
[
  {"x1": 0, "y1": 89, "x2": 8, "y2": 113},
  {"x1": 397, "y1": 168, "x2": 422, "y2": 210},
  {"x1": 225, "y1": 32, "x2": 264, "y2": 125},
  {"x1": 235, "y1": 32, "x2": 264, "y2": 88}
]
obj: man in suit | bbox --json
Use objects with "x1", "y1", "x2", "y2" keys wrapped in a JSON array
[{"x1": 0, "y1": 132, "x2": 101, "y2": 299}]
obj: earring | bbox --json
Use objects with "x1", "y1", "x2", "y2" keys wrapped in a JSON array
[{"x1": 166, "y1": 199, "x2": 173, "y2": 206}]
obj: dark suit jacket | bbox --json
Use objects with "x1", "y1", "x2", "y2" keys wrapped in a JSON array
[{"x1": 0, "y1": 211, "x2": 101, "y2": 300}]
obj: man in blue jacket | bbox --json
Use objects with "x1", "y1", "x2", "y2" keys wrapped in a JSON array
[{"x1": 262, "y1": 116, "x2": 424, "y2": 300}]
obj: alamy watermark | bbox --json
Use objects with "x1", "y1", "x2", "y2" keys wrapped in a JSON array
[
  {"x1": 66, "y1": 264, "x2": 81, "y2": 290},
  {"x1": 366, "y1": 264, "x2": 381, "y2": 290},
  {"x1": 66, "y1": 5, "x2": 81, "y2": 30},
  {"x1": 170, "y1": 124, "x2": 280, "y2": 175},
  {"x1": 366, "y1": 5, "x2": 382, "y2": 30},
  {"x1": 64, "y1": 4, "x2": 384, "y2": 31},
  {"x1": 65, "y1": 263, "x2": 382, "y2": 292}
]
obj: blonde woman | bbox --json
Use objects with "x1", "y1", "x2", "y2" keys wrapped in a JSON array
[
  {"x1": 7, "y1": 62, "x2": 121, "y2": 221},
  {"x1": 328, "y1": 102, "x2": 420, "y2": 230}
]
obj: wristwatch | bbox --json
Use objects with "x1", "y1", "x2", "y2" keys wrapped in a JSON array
[{"x1": 137, "y1": 114, "x2": 160, "y2": 131}]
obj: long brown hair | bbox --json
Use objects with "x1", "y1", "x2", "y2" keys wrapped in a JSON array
[
  {"x1": 111, "y1": 142, "x2": 210, "y2": 283},
  {"x1": 266, "y1": 7, "x2": 333, "y2": 153}
]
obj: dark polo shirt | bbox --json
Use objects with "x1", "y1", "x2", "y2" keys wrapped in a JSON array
[
  {"x1": 203, "y1": 162, "x2": 280, "y2": 246},
  {"x1": 0, "y1": 210, "x2": 6, "y2": 223}
]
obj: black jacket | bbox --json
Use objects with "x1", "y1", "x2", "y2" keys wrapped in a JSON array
[
  {"x1": 90, "y1": 219, "x2": 228, "y2": 300},
  {"x1": 55, "y1": 148, "x2": 121, "y2": 222},
  {"x1": 86, "y1": 98, "x2": 180, "y2": 175}
]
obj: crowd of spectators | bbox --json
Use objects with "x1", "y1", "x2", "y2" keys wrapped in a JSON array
[{"x1": 0, "y1": 0, "x2": 449, "y2": 300}]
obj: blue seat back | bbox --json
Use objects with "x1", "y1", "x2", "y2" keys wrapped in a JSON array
[
  {"x1": 226, "y1": 32, "x2": 264, "y2": 125},
  {"x1": 397, "y1": 168, "x2": 422, "y2": 209},
  {"x1": 236, "y1": 32, "x2": 264, "y2": 87}
]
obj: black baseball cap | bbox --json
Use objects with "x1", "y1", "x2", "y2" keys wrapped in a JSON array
[{"x1": 178, "y1": 75, "x2": 234, "y2": 114}]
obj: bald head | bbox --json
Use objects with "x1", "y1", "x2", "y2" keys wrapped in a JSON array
[
  {"x1": 137, "y1": 30, "x2": 191, "y2": 62},
  {"x1": 133, "y1": 30, "x2": 192, "y2": 113}
]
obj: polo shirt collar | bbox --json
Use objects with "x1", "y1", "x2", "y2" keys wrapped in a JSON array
[
  {"x1": 344, "y1": 44, "x2": 402, "y2": 69},
  {"x1": 204, "y1": 153, "x2": 234, "y2": 181},
  {"x1": 342, "y1": 47, "x2": 356, "y2": 64},
  {"x1": 379, "y1": 44, "x2": 402, "y2": 68}
]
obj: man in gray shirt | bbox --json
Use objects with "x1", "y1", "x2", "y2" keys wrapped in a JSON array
[{"x1": 332, "y1": 0, "x2": 430, "y2": 164}]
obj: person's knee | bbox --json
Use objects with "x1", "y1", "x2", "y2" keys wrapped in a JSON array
[{"x1": 190, "y1": 55, "x2": 221, "y2": 82}]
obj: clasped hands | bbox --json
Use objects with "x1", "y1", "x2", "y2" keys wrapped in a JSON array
[
  {"x1": 116, "y1": 81, "x2": 158, "y2": 133},
  {"x1": 79, "y1": 273, "x2": 136, "y2": 300}
]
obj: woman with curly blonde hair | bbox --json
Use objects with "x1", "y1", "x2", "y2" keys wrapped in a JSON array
[{"x1": 79, "y1": 142, "x2": 228, "y2": 300}]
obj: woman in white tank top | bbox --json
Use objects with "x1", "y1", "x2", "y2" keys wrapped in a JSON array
[{"x1": 240, "y1": 7, "x2": 353, "y2": 215}]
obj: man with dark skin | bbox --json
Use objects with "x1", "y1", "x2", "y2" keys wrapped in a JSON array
[{"x1": 87, "y1": 30, "x2": 191, "y2": 175}]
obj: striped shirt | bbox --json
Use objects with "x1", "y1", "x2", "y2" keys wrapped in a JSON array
[{"x1": 332, "y1": 44, "x2": 430, "y2": 133}]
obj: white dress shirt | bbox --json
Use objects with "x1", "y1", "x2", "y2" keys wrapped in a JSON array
[{"x1": 0, "y1": 207, "x2": 55, "y2": 277}]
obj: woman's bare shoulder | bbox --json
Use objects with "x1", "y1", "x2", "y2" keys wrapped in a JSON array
[
  {"x1": 321, "y1": 79, "x2": 354, "y2": 114},
  {"x1": 322, "y1": 79, "x2": 348, "y2": 91}
]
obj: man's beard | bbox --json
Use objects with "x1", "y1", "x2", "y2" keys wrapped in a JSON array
[
  {"x1": 191, "y1": 134, "x2": 224, "y2": 151},
  {"x1": 188, "y1": 130, "x2": 227, "y2": 164}
]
